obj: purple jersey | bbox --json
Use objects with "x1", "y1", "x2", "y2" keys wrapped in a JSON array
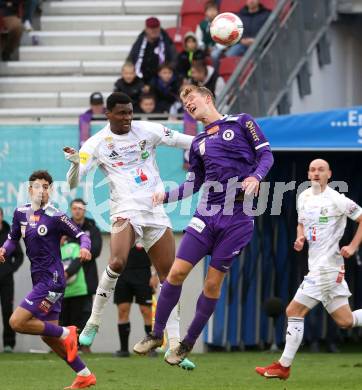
[
  {"x1": 3, "y1": 203, "x2": 91, "y2": 288},
  {"x1": 166, "y1": 113, "x2": 274, "y2": 209}
]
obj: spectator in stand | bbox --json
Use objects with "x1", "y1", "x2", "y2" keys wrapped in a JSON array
[
  {"x1": 0, "y1": 207, "x2": 24, "y2": 352},
  {"x1": 78, "y1": 92, "x2": 106, "y2": 147},
  {"x1": 227, "y1": 0, "x2": 271, "y2": 57},
  {"x1": 0, "y1": 0, "x2": 23, "y2": 61},
  {"x1": 113, "y1": 62, "x2": 145, "y2": 112},
  {"x1": 62, "y1": 198, "x2": 102, "y2": 353},
  {"x1": 127, "y1": 17, "x2": 177, "y2": 85},
  {"x1": 150, "y1": 63, "x2": 179, "y2": 113},
  {"x1": 23, "y1": 0, "x2": 38, "y2": 32},
  {"x1": 176, "y1": 31, "x2": 205, "y2": 82},
  {"x1": 190, "y1": 61, "x2": 225, "y2": 98},
  {"x1": 113, "y1": 245, "x2": 158, "y2": 357},
  {"x1": 195, "y1": 1, "x2": 225, "y2": 69},
  {"x1": 135, "y1": 93, "x2": 155, "y2": 115}
]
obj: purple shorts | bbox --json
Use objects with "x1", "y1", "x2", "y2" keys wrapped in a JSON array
[
  {"x1": 20, "y1": 282, "x2": 64, "y2": 322},
  {"x1": 177, "y1": 206, "x2": 254, "y2": 272}
]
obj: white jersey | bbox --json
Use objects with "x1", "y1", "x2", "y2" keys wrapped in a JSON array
[
  {"x1": 78, "y1": 121, "x2": 192, "y2": 217},
  {"x1": 297, "y1": 186, "x2": 362, "y2": 275}
]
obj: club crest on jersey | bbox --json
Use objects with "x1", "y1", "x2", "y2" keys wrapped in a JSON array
[
  {"x1": 37, "y1": 224, "x2": 48, "y2": 236},
  {"x1": 320, "y1": 207, "x2": 328, "y2": 215},
  {"x1": 222, "y1": 129, "x2": 234, "y2": 141},
  {"x1": 139, "y1": 140, "x2": 146, "y2": 151},
  {"x1": 198, "y1": 139, "x2": 206, "y2": 155}
]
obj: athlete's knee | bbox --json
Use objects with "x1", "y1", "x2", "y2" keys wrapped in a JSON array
[
  {"x1": 167, "y1": 266, "x2": 187, "y2": 285},
  {"x1": 109, "y1": 257, "x2": 127, "y2": 274},
  {"x1": 285, "y1": 303, "x2": 306, "y2": 318},
  {"x1": 118, "y1": 306, "x2": 130, "y2": 322},
  {"x1": 139, "y1": 305, "x2": 151, "y2": 319},
  {"x1": 9, "y1": 314, "x2": 25, "y2": 333},
  {"x1": 335, "y1": 316, "x2": 353, "y2": 329},
  {"x1": 204, "y1": 279, "x2": 222, "y2": 298}
]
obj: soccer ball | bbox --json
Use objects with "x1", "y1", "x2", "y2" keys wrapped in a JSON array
[{"x1": 210, "y1": 12, "x2": 244, "y2": 46}]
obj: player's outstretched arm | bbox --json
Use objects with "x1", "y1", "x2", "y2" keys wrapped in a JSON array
[
  {"x1": 294, "y1": 223, "x2": 305, "y2": 251},
  {"x1": 63, "y1": 146, "x2": 80, "y2": 190},
  {"x1": 341, "y1": 215, "x2": 362, "y2": 258}
]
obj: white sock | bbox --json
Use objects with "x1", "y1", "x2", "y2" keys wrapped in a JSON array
[
  {"x1": 352, "y1": 309, "x2": 362, "y2": 327},
  {"x1": 77, "y1": 367, "x2": 91, "y2": 377},
  {"x1": 167, "y1": 304, "x2": 181, "y2": 349},
  {"x1": 88, "y1": 265, "x2": 120, "y2": 325},
  {"x1": 60, "y1": 327, "x2": 70, "y2": 340},
  {"x1": 279, "y1": 317, "x2": 304, "y2": 368}
]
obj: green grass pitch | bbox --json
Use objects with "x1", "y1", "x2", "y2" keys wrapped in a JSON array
[{"x1": 1, "y1": 351, "x2": 362, "y2": 389}]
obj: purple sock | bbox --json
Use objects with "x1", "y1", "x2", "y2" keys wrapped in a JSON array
[
  {"x1": 183, "y1": 292, "x2": 218, "y2": 347},
  {"x1": 64, "y1": 356, "x2": 86, "y2": 373},
  {"x1": 43, "y1": 322, "x2": 64, "y2": 338},
  {"x1": 153, "y1": 280, "x2": 182, "y2": 338}
]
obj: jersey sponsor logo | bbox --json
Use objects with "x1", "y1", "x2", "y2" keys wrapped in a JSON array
[
  {"x1": 319, "y1": 216, "x2": 328, "y2": 223},
  {"x1": 60, "y1": 215, "x2": 78, "y2": 233},
  {"x1": 141, "y1": 151, "x2": 150, "y2": 160},
  {"x1": 198, "y1": 139, "x2": 206, "y2": 155},
  {"x1": 347, "y1": 203, "x2": 358, "y2": 215},
  {"x1": 37, "y1": 224, "x2": 48, "y2": 236},
  {"x1": 111, "y1": 161, "x2": 124, "y2": 167},
  {"x1": 307, "y1": 226, "x2": 317, "y2": 241},
  {"x1": 18, "y1": 206, "x2": 30, "y2": 212},
  {"x1": 245, "y1": 120, "x2": 260, "y2": 142},
  {"x1": 108, "y1": 150, "x2": 120, "y2": 160},
  {"x1": 189, "y1": 217, "x2": 206, "y2": 233},
  {"x1": 79, "y1": 151, "x2": 90, "y2": 165},
  {"x1": 163, "y1": 127, "x2": 174, "y2": 138},
  {"x1": 207, "y1": 125, "x2": 219, "y2": 135},
  {"x1": 104, "y1": 136, "x2": 115, "y2": 149},
  {"x1": 222, "y1": 129, "x2": 234, "y2": 141},
  {"x1": 133, "y1": 168, "x2": 148, "y2": 184}
]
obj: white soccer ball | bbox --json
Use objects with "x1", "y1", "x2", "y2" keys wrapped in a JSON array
[{"x1": 210, "y1": 12, "x2": 244, "y2": 46}]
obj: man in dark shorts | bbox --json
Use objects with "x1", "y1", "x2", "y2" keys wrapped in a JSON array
[
  {"x1": 0, "y1": 170, "x2": 95, "y2": 389},
  {"x1": 134, "y1": 85, "x2": 274, "y2": 365},
  {"x1": 114, "y1": 244, "x2": 158, "y2": 357}
]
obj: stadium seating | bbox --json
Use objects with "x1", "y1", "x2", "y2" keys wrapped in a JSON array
[
  {"x1": 166, "y1": 26, "x2": 193, "y2": 53},
  {"x1": 219, "y1": 56, "x2": 242, "y2": 82},
  {"x1": 219, "y1": 0, "x2": 276, "y2": 14},
  {"x1": 180, "y1": 0, "x2": 209, "y2": 31},
  {"x1": 260, "y1": 0, "x2": 277, "y2": 10},
  {"x1": 219, "y1": 0, "x2": 246, "y2": 14}
]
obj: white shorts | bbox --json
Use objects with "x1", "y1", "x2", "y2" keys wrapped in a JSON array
[
  {"x1": 111, "y1": 210, "x2": 172, "y2": 252},
  {"x1": 293, "y1": 271, "x2": 351, "y2": 314}
]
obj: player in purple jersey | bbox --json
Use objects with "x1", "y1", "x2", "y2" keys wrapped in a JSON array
[
  {"x1": 134, "y1": 85, "x2": 274, "y2": 364},
  {"x1": 0, "y1": 171, "x2": 96, "y2": 389}
]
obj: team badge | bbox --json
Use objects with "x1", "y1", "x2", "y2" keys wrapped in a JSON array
[
  {"x1": 139, "y1": 140, "x2": 146, "y2": 150},
  {"x1": 222, "y1": 129, "x2": 234, "y2": 141},
  {"x1": 37, "y1": 224, "x2": 48, "y2": 236}
]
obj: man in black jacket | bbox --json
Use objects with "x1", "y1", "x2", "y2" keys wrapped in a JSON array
[
  {"x1": 65, "y1": 199, "x2": 102, "y2": 353},
  {"x1": 0, "y1": 207, "x2": 23, "y2": 352},
  {"x1": 127, "y1": 17, "x2": 177, "y2": 85},
  {"x1": 225, "y1": 0, "x2": 271, "y2": 57}
]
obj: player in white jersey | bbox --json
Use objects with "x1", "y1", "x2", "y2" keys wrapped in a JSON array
[
  {"x1": 256, "y1": 159, "x2": 362, "y2": 380},
  {"x1": 63, "y1": 92, "x2": 195, "y2": 369}
]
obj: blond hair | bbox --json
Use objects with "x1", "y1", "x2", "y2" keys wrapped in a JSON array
[{"x1": 179, "y1": 85, "x2": 215, "y2": 105}]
